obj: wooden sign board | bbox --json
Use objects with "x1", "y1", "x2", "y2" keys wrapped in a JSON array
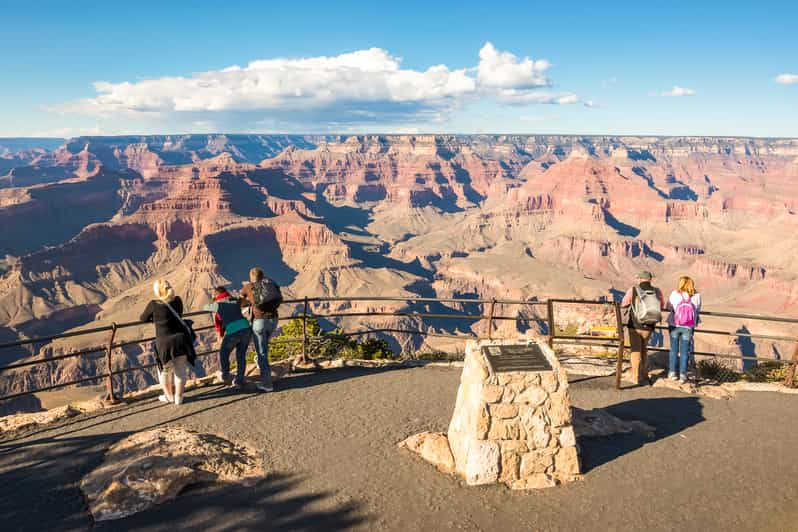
[{"x1": 482, "y1": 344, "x2": 553, "y2": 373}]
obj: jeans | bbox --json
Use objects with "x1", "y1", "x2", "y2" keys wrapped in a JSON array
[
  {"x1": 252, "y1": 318, "x2": 277, "y2": 386},
  {"x1": 219, "y1": 328, "x2": 252, "y2": 386},
  {"x1": 669, "y1": 326, "x2": 694, "y2": 377}
]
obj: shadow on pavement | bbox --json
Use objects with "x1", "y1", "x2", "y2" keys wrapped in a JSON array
[
  {"x1": 578, "y1": 396, "x2": 704, "y2": 473},
  {"x1": 274, "y1": 364, "x2": 410, "y2": 392},
  {"x1": 95, "y1": 471, "x2": 367, "y2": 531}
]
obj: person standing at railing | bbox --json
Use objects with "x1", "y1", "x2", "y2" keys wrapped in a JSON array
[
  {"x1": 140, "y1": 280, "x2": 195, "y2": 405},
  {"x1": 204, "y1": 286, "x2": 253, "y2": 390},
  {"x1": 240, "y1": 268, "x2": 283, "y2": 393},
  {"x1": 621, "y1": 271, "x2": 665, "y2": 385},
  {"x1": 666, "y1": 276, "x2": 701, "y2": 383}
]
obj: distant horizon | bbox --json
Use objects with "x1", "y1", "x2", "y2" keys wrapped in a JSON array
[{"x1": 3, "y1": 132, "x2": 798, "y2": 142}]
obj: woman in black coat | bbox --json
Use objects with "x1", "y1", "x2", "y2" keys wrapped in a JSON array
[{"x1": 140, "y1": 279, "x2": 192, "y2": 404}]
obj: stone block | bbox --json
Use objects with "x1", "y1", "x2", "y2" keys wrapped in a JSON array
[
  {"x1": 547, "y1": 390, "x2": 572, "y2": 427},
  {"x1": 558, "y1": 426, "x2": 576, "y2": 448},
  {"x1": 465, "y1": 440, "x2": 500, "y2": 485},
  {"x1": 508, "y1": 473, "x2": 557, "y2": 490},
  {"x1": 475, "y1": 404, "x2": 490, "y2": 439},
  {"x1": 488, "y1": 418, "x2": 521, "y2": 440},
  {"x1": 554, "y1": 446, "x2": 580, "y2": 477},
  {"x1": 488, "y1": 404, "x2": 518, "y2": 419},
  {"x1": 520, "y1": 407, "x2": 550, "y2": 449},
  {"x1": 520, "y1": 449, "x2": 555, "y2": 477},
  {"x1": 514, "y1": 386, "x2": 548, "y2": 406},
  {"x1": 499, "y1": 451, "x2": 521, "y2": 483},
  {"x1": 481, "y1": 385, "x2": 504, "y2": 403},
  {"x1": 540, "y1": 372, "x2": 559, "y2": 393}
]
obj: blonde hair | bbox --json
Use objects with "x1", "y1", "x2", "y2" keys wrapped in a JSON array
[
  {"x1": 249, "y1": 267, "x2": 264, "y2": 283},
  {"x1": 677, "y1": 276, "x2": 696, "y2": 297},
  {"x1": 153, "y1": 279, "x2": 175, "y2": 302}
]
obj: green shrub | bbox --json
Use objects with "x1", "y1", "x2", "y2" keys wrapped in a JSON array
[
  {"x1": 268, "y1": 317, "x2": 395, "y2": 361},
  {"x1": 744, "y1": 361, "x2": 789, "y2": 383}
]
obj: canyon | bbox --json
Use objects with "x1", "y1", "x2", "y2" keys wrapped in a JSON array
[{"x1": 1, "y1": 133, "x2": 797, "y2": 405}]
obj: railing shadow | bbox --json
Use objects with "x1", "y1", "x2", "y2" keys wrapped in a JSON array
[{"x1": 577, "y1": 396, "x2": 704, "y2": 473}]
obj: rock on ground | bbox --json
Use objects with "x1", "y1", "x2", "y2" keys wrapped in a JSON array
[
  {"x1": 0, "y1": 399, "x2": 108, "y2": 434},
  {"x1": 397, "y1": 431, "x2": 455, "y2": 474},
  {"x1": 80, "y1": 426, "x2": 266, "y2": 522}
]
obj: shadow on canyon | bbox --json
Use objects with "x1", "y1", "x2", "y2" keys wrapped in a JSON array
[{"x1": 205, "y1": 227, "x2": 298, "y2": 287}]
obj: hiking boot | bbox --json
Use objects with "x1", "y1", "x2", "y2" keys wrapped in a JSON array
[{"x1": 256, "y1": 383, "x2": 274, "y2": 393}]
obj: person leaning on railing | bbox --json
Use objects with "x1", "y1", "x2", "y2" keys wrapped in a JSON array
[
  {"x1": 139, "y1": 280, "x2": 195, "y2": 405},
  {"x1": 665, "y1": 276, "x2": 701, "y2": 383},
  {"x1": 203, "y1": 286, "x2": 253, "y2": 391},
  {"x1": 620, "y1": 271, "x2": 665, "y2": 385}
]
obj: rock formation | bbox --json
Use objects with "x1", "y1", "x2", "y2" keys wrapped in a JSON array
[
  {"x1": 2, "y1": 134, "x2": 798, "y2": 403},
  {"x1": 80, "y1": 426, "x2": 266, "y2": 522}
]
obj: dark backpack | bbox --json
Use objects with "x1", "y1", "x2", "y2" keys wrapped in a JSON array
[{"x1": 253, "y1": 278, "x2": 283, "y2": 314}]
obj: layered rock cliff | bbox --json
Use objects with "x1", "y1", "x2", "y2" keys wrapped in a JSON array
[{"x1": 1, "y1": 133, "x2": 797, "y2": 401}]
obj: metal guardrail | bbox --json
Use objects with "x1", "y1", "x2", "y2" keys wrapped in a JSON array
[{"x1": 0, "y1": 295, "x2": 796, "y2": 402}]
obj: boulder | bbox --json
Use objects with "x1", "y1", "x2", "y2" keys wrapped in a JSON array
[
  {"x1": 81, "y1": 426, "x2": 266, "y2": 522},
  {"x1": 397, "y1": 431, "x2": 455, "y2": 474}
]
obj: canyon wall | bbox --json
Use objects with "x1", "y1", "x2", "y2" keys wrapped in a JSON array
[{"x1": 1, "y1": 134, "x2": 797, "y2": 402}]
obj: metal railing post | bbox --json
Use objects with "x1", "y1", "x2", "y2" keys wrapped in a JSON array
[
  {"x1": 546, "y1": 299, "x2": 555, "y2": 349},
  {"x1": 487, "y1": 298, "x2": 496, "y2": 340},
  {"x1": 301, "y1": 297, "x2": 309, "y2": 364},
  {"x1": 784, "y1": 341, "x2": 798, "y2": 388},
  {"x1": 103, "y1": 323, "x2": 119, "y2": 405},
  {"x1": 614, "y1": 302, "x2": 625, "y2": 390}
]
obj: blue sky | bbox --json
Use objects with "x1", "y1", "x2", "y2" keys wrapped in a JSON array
[{"x1": 1, "y1": 0, "x2": 797, "y2": 137}]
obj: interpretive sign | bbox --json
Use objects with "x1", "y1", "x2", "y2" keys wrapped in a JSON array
[{"x1": 481, "y1": 343, "x2": 553, "y2": 373}]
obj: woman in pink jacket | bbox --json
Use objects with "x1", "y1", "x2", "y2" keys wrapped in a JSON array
[{"x1": 666, "y1": 276, "x2": 702, "y2": 383}]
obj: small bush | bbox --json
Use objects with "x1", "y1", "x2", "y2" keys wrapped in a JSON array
[
  {"x1": 696, "y1": 358, "x2": 740, "y2": 382},
  {"x1": 268, "y1": 316, "x2": 396, "y2": 361},
  {"x1": 744, "y1": 361, "x2": 789, "y2": 383}
]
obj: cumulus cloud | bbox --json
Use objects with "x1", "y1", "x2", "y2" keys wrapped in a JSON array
[
  {"x1": 775, "y1": 73, "x2": 798, "y2": 85},
  {"x1": 53, "y1": 43, "x2": 587, "y2": 128},
  {"x1": 660, "y1": 85, "x2": 696, "y2": 97}
]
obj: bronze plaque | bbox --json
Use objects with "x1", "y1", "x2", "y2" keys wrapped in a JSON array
[{"x1": 481, "y1": 344, "x2": 553, "y2": 373}]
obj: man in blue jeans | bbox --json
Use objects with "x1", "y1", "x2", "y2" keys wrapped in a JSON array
[
  {"x1": 240, "y1": 268, "x2": 281, "y2": 392},
  {"x1": 204, "y1": 287, "x2": 252, "y2": 388}
]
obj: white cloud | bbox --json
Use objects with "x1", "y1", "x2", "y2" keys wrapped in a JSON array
[
  {"x1": 775, "y1": 73, "x2": 798, "y2": 85},
  {"x1": 52, "y1": 43, "x2": 586, "y2": 128},
  {"x1": 476, "y1": 42, "x2": 550, "y2": 89},
  {"x1": 660, "y1": 85, "x2": 696, "y2": 97}
]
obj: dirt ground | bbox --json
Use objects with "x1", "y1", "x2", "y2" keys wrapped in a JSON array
[{"x1": 0, "y1": 366, "x2": 796, "y2": 532}]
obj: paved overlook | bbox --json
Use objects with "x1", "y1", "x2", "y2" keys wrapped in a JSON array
[{"x1": 0, "y1": 366, "x2": 796, "y2": 531}]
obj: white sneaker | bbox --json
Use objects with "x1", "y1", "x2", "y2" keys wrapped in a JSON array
[
  {"x1": 158, "y1": 394, "x2": 172, "y2": 403},
  {"x1": 668, "y1": 372, "x2": 677, "y2": 381}
]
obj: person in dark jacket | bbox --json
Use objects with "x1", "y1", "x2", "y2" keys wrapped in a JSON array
[
  {"x1": 240, "y1": 268, "x2": 279, "y2": 392},
  {"x1": 140, "y1": 279, "x2": 192, "y2": 405},
  {"x1": 204, "y1": 286, "x2": 252, "y2": 388}
]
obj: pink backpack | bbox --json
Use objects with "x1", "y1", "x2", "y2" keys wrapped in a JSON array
[{"x1": 674, "y1": 293, "x2": 696, "y2": 327}]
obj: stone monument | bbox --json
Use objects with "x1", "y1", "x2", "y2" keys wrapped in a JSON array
[{"x1": 400, "y1": 339, "x2": 581, "y2": 489}]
